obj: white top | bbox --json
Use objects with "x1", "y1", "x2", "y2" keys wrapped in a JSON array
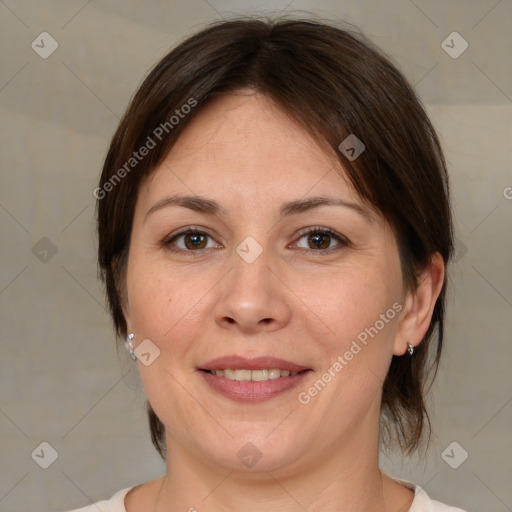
[{"x1": 61, "y1": 477, "x2": 467, "y2": 511}]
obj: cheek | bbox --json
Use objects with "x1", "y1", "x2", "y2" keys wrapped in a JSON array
[
  {"x1": 128, "y1": 274, "x2": 169, "y2": 336},
  {"x1": 126, "y1": 252, "x2": 203, "y2": 338},
  {"x1": 302, "y1": 265, "x2": 399, "y2": 346},
  {"x1": 297, "y1": 271, "x2": 400, "y2": 434},
  {"x1": 298, "y1": 259, "x2": 402, "y2": 412},
  {"x1": 127, "y1": 258, "x2": 207, "y2": 434},
  {"x1": 138, "y1": 363, "x2": 200, "y2": 441}
]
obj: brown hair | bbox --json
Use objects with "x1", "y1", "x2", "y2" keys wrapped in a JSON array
[{"x1": 97, "y1": 16, "x2": 453, "y2": 460}]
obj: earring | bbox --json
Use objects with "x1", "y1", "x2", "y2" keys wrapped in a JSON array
[
  {"x1": 125, "y1": 333, "x2": 137, "y2": 361},
  {"x1": 407, "y1": 342, "x2": 415, "y2": 356}
]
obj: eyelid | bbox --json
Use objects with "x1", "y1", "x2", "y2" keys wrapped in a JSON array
[
  {"x1": 291, "y1": 226, "x2": 351, "y2": 251},
  {"x1": 164, "y1": 226, "x2": 213, "y2": 243},
  {"x1": 163, "y1": 225, "x2": 350, "y2": 254}
]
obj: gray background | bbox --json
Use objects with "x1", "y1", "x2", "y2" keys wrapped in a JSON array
[{"x1": 0, "y1": 1, "x2": 511, "y2": 511}]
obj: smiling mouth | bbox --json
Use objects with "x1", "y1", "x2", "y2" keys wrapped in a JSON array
[
  {"x1": 198, "y1": 355, "x2": 312, "y2": 401},
  {"x1": 199, "y1": 367, "x2": 312, "y2": 402},
  {"x1": 201, "y1": 368, "x2": 309, "y2": 381}
]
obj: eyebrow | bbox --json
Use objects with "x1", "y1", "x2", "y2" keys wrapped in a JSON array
[{"x1": 145, "y1": 194, "x2": 374, "y2": 222}]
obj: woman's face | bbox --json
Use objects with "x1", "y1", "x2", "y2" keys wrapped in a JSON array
[{"x1": 124, "y1": 91, "x2": 408, "y2": 472}]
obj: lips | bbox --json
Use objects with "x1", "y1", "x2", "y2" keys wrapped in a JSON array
[
  {"x1": 199, "y1": 355, "x2": 310, "y2": 373},
  {"x1": 198, "y1": 355, "x2": 312, "y2": 403}
]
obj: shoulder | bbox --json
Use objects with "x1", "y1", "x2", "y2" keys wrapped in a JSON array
[
  {"x1": 393, "y1": 477, "x2": 468, "y2": 512},
  {"x1": 411, "y1": 486, "x2": 468, "y2": 512},
  {"x1": 58, "y1": 486, "x2": 135, "y2": 512}
]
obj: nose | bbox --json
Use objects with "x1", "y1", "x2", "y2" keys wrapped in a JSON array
[{"x1": 213, "y1": 242, "x2": 292, "y2": 335}]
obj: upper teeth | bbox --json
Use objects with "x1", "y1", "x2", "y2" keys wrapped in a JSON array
[{"x1": 210, "y1": 369, "x2": 298, "y2": 381}]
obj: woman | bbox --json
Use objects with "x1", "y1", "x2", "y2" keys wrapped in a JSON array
[{"x1": 68, "y1": 17, "x2": 467, "y2": 511}]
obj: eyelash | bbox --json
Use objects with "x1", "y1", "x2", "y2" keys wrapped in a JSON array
[{"x1": 163, "y1": 226, "x2": 350, "y2": 256}]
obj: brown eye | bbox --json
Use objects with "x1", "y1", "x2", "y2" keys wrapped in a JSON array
[
  {"x1": 307, "y1": 232, "x2": 332, "y2": 250},
  {"x1": 294, "y1": 227, "x2": 350, "y2": 253},
  {"x1": 165, "y1": 228, "x2": 218, "y2": 253},
  {"x1": 183, "y1": 232, "x2": 208, "y2": 250}
]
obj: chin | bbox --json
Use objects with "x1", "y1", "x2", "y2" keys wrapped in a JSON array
[{"x1": 198, "y1": 429, "x2": 306, "y2": 473}]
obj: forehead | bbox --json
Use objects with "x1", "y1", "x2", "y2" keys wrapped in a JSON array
[
  {"x1": 166, "y1": 91, "x2": 336, "y2": 169},
  {"x1": 138, "y1": 91, "x2": 367, "y2": 215}
]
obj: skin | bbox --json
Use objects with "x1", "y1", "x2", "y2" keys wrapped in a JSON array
[{"x1": 122, "y1": 91, "x2": 445, "y2": 512}]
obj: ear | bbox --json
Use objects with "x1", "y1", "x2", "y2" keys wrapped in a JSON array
[{"x1": 394, "y1": 252, "x2": 445, "y2": 356}]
